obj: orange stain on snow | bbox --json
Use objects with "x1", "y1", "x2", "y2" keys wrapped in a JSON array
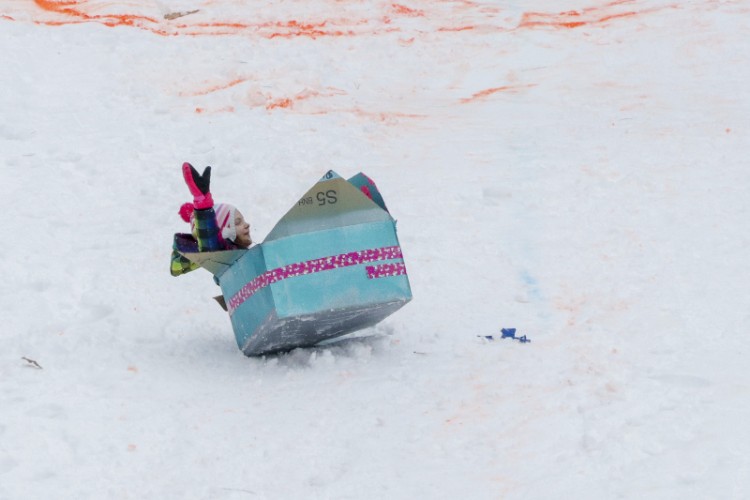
[
  {"x1": 185, "y1": 77, "x2": 248, "y2": 97},
  {"x1": 194, "y1": 106, "x2": 235, "y2": 114},
  {"x1": 266, "y1": 19, "x2": 348, "y2": 39},
  {"x1": 30, "y1": 0, "x2": 370, "y2": 38},
  {"x1": 519, "y1": 11, "x2": 637, "y2": 29},
  {"x1": 262, "y1": 87, "x2": 347, "y2": 111},
  {"x1": 183, "y1": 17, "x2": 376, "y2": 39},
  {"x1": 267, "y1": 97, "x2": 293, "y2": 110},
  {"x1": 598, "y1": 11, "x2": 639, "y2": 24},
  {"x1": 460, "y1": 84, "x2": 536, "y2": 103},
  {"x1": 25, "y1": 0, "x2": 664, "y2": 38},
  {"x1": 21, "y1": 0, "x2": 672, "y2": 38},
  {"x1": 301, "y1": 107, "x2": 425, "y2": 123},
  {"x1": 391, "y1": 4, "x2": 424, "y2": 17},
  {"x1": 518, "y1": 0, "x2": 647, "y2": 30},
  {"x1": 438, "y1": 25, "x2": 475, "y2": 32},
  {"x1": 348, "y1": 108, "x2": 427, "y2": 122},
  {"x1": 189, "y1": 86, "x2": 358, "y2": 115},
  {"x1": 22, "y1": 0, "x2": 490, "y2": 38},
  {"x1": 34, "y1": 0, "x2": 162, "y2": 29},
  {"x1": 34, "y1": 0, "x2": 80, "y2": 12}
]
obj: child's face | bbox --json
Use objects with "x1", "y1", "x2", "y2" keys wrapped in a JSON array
[{"x1": 234, "y1": 210, "x2": 252, "y2": 248}]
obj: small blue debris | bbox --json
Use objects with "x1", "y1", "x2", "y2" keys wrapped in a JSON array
[
  {"x1": 500, "y1": 328, "x2": 531, "y2": 344},
  {"x1": 478, "y1": 329, "x2": 531, "y2": 344}
]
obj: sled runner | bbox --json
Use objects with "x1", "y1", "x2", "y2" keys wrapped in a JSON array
[{"x1": 174, "y1": 170, "x2": 412, "y2": 355}]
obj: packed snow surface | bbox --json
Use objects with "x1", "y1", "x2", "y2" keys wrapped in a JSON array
[{"x1": 2, "y1": 0, "x2": 749, "y2": 498}]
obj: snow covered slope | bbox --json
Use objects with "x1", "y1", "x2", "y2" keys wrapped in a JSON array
[{"x1": 2, "y1": 1, "x2": 749, "y2": 498}]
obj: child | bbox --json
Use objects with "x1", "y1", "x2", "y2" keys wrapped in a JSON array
[{"x1": 171, "y1": 163, "x2": 251, "y2": 277}]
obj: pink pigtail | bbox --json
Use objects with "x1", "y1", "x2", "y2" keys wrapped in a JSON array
[{"x1": 179, "y1": 202, "x2": 195, "y2": 222}]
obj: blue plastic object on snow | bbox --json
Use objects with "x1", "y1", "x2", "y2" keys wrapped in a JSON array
[
  {"x1": 501, "y1": 328, "x2": 517, "y2": 339},
  {"x1": 480, "y1": 328, "x2": 531, "y2": 344}
]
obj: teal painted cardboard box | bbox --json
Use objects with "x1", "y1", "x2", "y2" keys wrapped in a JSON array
[{"x1": 178, "y1": 171, "x2": 412, "y2": 355}]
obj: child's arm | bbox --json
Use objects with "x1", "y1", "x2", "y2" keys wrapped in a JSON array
[{"x1": 182, "y1": 163, "x2": 226, "y2": 252}]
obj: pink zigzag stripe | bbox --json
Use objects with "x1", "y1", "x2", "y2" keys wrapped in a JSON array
[
  {"x1": 366, "y1": 262, "x2": 407, "y2": 279},
  {"x1": 228, "y1": 245, "x2": 405, "y2": 314}
]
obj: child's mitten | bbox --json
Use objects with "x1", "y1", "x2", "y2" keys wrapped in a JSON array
[{"x1": 182, "y1": 162, "x2": 214, "y2": 210}]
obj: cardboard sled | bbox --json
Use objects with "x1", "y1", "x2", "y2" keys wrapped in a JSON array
[{"x1": 176, "y1": 170, "x2": 412, "y2": 355}]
